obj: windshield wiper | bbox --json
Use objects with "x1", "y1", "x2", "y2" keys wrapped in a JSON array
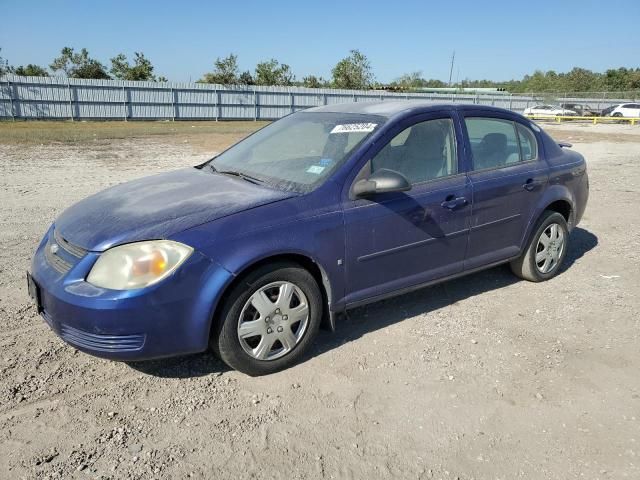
[{"x1": 215, "y1": 168, "x2": 264, "y2": 185}]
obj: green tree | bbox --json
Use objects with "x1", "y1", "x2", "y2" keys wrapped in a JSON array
[
  {"x1": 199, "y1": 54, "x2": 239, "y2": 84},
  {"x1": 255, "y1": 59, "x2": 294, "y2": 86},
  {"x1": 0, "y1": 48, "x2": 13, "y2": 75},
  {"x1": 14, "y1": 64, "x2": 49, "y2": 76},
  {"x1": 392, "y1": 71, "x2": 425, "y2": 89},
  {"x1": 331, "y1": 50, "x2": 374, "y2": 89},
  {"x1": 156, "y1": 75, "x2": 168, "y2": 82},
  {"x1": 302, "y1": 75, "x2": 325, "y2": 88},
  {"x1": 238, "y1": 71, "x2": 255, "y2": 85},
  {"x1": 50, "y1": 47, "x2": 110, "y2": 79},
  {"x1": 110, "y1": 52, "x2": 158, "y2": 81}
]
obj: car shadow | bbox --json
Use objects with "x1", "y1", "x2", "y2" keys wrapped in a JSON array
[
  {"x1": 308, "y1": 226, "x2": 598, "y2": 362},
  {"x1": 128, "y1": 227, "x2": 597, "y2": 378},
  {"x1": 561, "y1": 226, "x2": 598, "y2": 271},
  {"x1": 126, "y1": 352, "x2": 231, "y2": 378}
]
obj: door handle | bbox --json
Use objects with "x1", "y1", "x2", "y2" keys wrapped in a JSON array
[
  {"x1": 523, "y1": 178, "x2": 540, "y2": 191},
  {"x1": 441, "y1": 195, "x2": 468, "y2": 210}
]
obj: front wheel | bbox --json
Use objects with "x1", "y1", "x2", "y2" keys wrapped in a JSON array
[
  {"x1": 212, "y1": 262, "x2": 322, "y2": 376},
  {"x1": 510, "y1": 211, "x2": 569, "y2": 282}
]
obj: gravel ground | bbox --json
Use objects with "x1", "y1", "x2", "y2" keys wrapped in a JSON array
[{"x1": 1, "y1": 124, "x2": 639, "y2": 479}]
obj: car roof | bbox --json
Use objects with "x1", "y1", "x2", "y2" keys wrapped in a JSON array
[{"x1": 305, "y1": 100, "x2": 514, "y2": 119}]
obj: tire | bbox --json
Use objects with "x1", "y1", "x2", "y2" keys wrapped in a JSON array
[
  {"x1": 510, "y1": 211, "x2": 569, "y2": 282},
  {"x1": 211, "y1": 262, "x2": 323, "y2": 376},
  {"x1": 612, "y1": 112, "x2": 623, "y2": 117}
]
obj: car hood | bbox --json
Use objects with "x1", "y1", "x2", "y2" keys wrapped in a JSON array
[{"x1": 54, "y1": 167, "x2": 295, "y2": 252}]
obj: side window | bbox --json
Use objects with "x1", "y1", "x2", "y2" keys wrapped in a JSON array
[
  {"x1": 515, "y1": 123, "x2": 538, "y2": 161},
  {"x1": 370, "y1": 118, "x2": 457, "y2": 184},
  {"x1": 465, "y1": 118, "x2": 520, "y2": 170}
]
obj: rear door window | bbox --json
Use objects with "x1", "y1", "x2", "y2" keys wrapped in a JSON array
[{"x1": 465, "y1": 118, "x2": 521, "y2": 169}]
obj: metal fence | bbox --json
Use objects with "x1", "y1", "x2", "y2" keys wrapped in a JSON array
[{"x1": 0, "y1": 75, "x2": 633, "y2": 121}]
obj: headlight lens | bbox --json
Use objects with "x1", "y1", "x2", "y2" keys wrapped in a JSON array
[{"x1": 87, "y1": 240, "x2": 193, "y2": 290}]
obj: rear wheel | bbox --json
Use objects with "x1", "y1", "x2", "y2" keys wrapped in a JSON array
[
  {"x1": 212, "y1": 262, "x2": 322, "y2": 376},
  {"x1": 510, "y1": 211, "x2": 569, "y2": 282}
]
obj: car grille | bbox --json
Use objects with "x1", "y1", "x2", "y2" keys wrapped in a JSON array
[
  {"x1": 45, "y1": 244, "x2": 73, "y2": 273},
  {"x1": 53, "y1": 229, "x2": 87, "y2": 258},
  {"x1": 59, "y1": 323, "x2": 145, "y2": 353},
  {"x1": 45, "y1": 229, "x2": 87, "y2": 274}
]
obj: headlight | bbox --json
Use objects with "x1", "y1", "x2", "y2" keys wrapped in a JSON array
[{"x1": 87, "y1": 240, "x2": 193, "y2": 290}]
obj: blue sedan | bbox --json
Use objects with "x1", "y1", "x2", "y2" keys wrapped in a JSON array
[{"x1": 28, "y1": 102, "x2": 589, "y2": 375}]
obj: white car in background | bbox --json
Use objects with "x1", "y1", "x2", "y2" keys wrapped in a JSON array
[
  {"x1": 609, "y1": 103, "x2": 640, "y2": 118},
  {"x1": 523, "y1": 105, "x2": 579, "y2": 117}
]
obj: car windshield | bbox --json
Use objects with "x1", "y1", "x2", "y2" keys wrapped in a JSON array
[{"x1": 207, "y1": 111, "x2": 385, "y2": 193}]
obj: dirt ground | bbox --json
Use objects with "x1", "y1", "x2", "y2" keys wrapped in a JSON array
[{"x1": 1, "y1": 121, "x2": 639, "y2": 479}]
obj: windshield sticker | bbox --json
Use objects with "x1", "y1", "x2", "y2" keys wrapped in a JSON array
[
  {"x1": 319, "y1": 158, "x2": 333, "y2": 166},
  {"x1": 330, "y1": 123, "x2": 377, "y2": 134},
  {"x1": 306, "y1": 165, "x2": 325, "y2": 174}
]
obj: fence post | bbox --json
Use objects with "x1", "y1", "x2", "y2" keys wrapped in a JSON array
[
  {"x1": 323, "y1": 93, "x2": 327, "y2": 105},
  {"x1": 67, "y1": 79, "x2": 74, "y2": 121},
  {"x1": 290, "y1": 91, "x2": 294, "y2": 113},
  {"x1": 122, "y1": 85, "x2": 127, "y2": 121},
  {"x1": 509, "y1": 94, "x2": 513, "y2": 111},
  {"x1": 215, "y1": 88, "x2": 220, "y2": 121},
  {"x1": 254, "y1": 89, "x2": 258, "y2": 121},
  {"x1": 6, "y1": 78, "x2": 15, "y2": 120},
  {"x1": 170, "y1": 86, "x2": 175, "y2": 121}
]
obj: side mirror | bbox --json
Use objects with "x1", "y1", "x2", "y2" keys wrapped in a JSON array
[{"x1": 352, "y1": 168, "x2": 411, "y2": 198}]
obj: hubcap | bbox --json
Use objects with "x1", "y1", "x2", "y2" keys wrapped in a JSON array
[
  {"x1": 535, "y1": 223, "x2": 565, "y2": 274},
  {"x1": 237, "y1": 281, "x2": 309, "y2": 361}
]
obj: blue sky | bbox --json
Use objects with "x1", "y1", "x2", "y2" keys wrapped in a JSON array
[{"x1": 1, "y1": 0, "x2": 638, "y2": 83}]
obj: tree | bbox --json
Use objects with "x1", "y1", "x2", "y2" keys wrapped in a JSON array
[
  {"x1": 14, "y1": 64, "x2": 49, "y2": 76},
  {"x1": 302, "y1": 75, "x2": 324, "y2": 88},
  {"x1": 199, "y1": 54, "x2": 239, "y2": 84},
  {"x1": 110, "y1": 52, "x2": 158, "y2": 81},
  {"x1": 156, "y1": 75, "x2": 168, "y2": 83},
  {"x1": 0, "y1": 48, "x2": 12, "y2": 75},
  {"x1": 50, "y1": 47, "x2": 110, "y2": 79},
  {"x1": 392, "y1": 71, "x2": 426, "y2": 90},
  {"x1": 331, "y1": 50, "x2": 374, "y2": 89},
  {"x1": 238, "y1": 71, "x2": 255, "y2": 85},
  {"x1": 254, "y1": 59, "x2": 294, "y2": 86}
]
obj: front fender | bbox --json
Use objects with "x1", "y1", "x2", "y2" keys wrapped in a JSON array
[{"x1": 170, "y1": 190, "x2": 346, "y2": 313}]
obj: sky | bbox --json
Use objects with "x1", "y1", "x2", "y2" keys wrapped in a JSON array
[{"x1": 1, "y1": 0, "x2": 638, "y2": 83}]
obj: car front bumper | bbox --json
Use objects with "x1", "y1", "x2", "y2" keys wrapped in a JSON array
[{"x1": 29, "y1": 226, "x2": 234, "y2": 361}]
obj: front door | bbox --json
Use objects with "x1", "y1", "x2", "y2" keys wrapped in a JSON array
[{"x1": 343, "y1": 113, "x2": 471, "y2": 305}]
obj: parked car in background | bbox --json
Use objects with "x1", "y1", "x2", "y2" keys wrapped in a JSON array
[
  {"x1": 601, "y1": 104, "x2": 621, "y2": 117},
  {"x1": 523, "y1": 105, "x2": 578, "y2": 117},
  {"x1": 560, "y1": 103, "x2": 600, "y2": 116},
  {"x1": 609, "y1": 103, "x2": 640, "y2": 118},
  {"x1": 28, "y1": 102, "x2": 589, "y2": 375}
]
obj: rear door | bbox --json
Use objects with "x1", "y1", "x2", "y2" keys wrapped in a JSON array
[{"x1": 461, "y1": 112, "x2": 548, "y2": 270}]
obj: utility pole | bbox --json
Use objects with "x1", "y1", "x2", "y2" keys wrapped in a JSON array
[{"x1": 448, "y1": 51, "x2": 455, "y2": 87}]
